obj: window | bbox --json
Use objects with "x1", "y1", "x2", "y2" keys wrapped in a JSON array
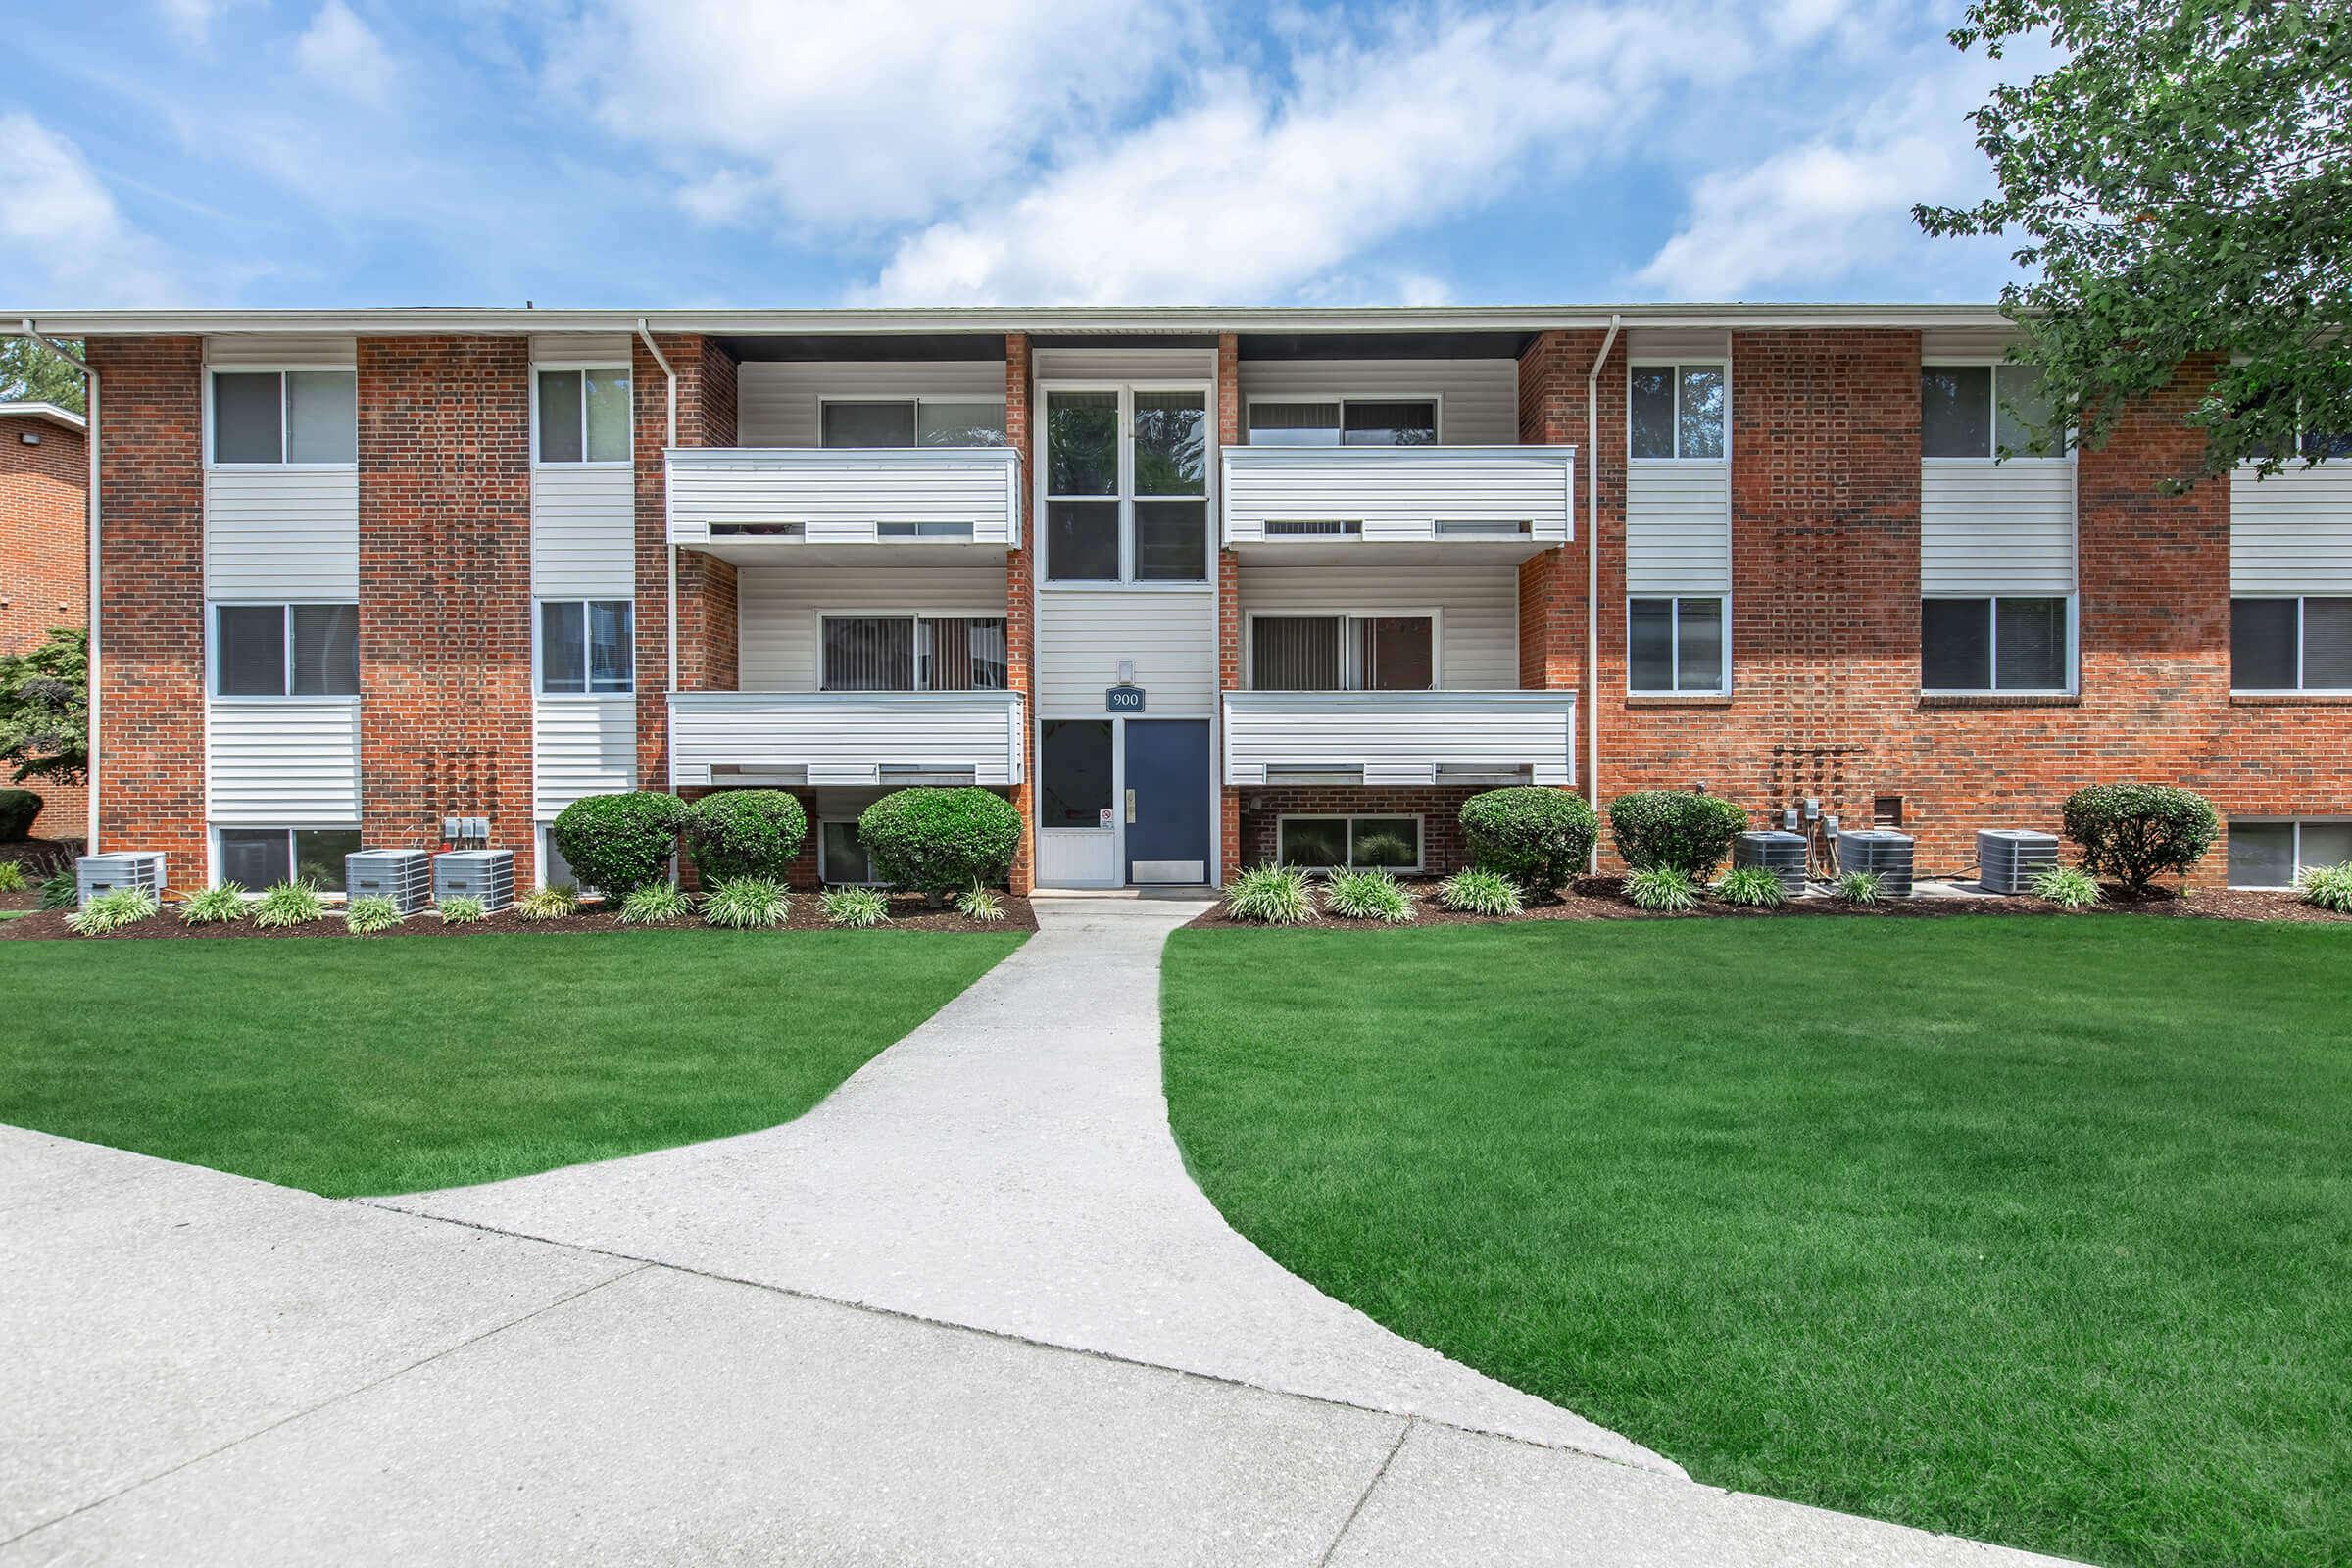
[
  {"x1": 212, "y1": 370, "x2": 356, "y2": 464},
  {"x1": 1921, "y1": 596, "x2": 2071, "y2": 692},
  {"x1": 2231, "y1": 597, "x2": 2352, "y2": 691},
  {"x1": 1277, "y1": 815, "x2": 1422, "y2": 872},
  {"x1": 1921, "y1": 363, "x2": 2062, "y2": 458},
  {"x1": 1043, "y1": 388, "x2": 1210, "y2": 583},
  {"x1": 538, "y1": 600, "x2": 633, "y2": 694},
  {"x1": 1250, "y1": 613, "x2": 1435, "y2": 691},
  {"x1": 819, "y1": 614, "x2": 1006, "y2": 692},
  {"x1": 819, "y1": 821, "x2": 878, "y2": 884},
  {"x1": 1248, "y1": 398, "x2": 1437, "y2": 447},
  {"x1": 1628, "y1": 597, "x2": 1725, "y2": 694},
  {"x1": 1041, "y1": 719, "x2": 1113, "y2": 828},
  {"x1": 1629, "y1": 365, "x2": 1725, "y2": 460},
  {"x1": 216, "y1": 826, "x2": 363, "y2": 893},
  {"x1": 2228, "y1": 819, "x2": 2352, "y2": 888},
  {"x1": 535, "y1": 368, "x2": 631, "y2": 464},
  {"x1": 819, "y1": 398, "x2": 1006, "y2": 449},
  {"x1": 214, "y1": 604, "x2": 359, "y2": 696}
]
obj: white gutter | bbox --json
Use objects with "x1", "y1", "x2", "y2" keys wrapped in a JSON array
[
  {"x1": 1586, "y1": 314, "x2": 1621, "y2": 862},
  {"x1": 21, "y1": 320, "x2": 98, "y2": 851},
  {"x1": 635, "y1": 321, "x2": 679, "y2": 793}
]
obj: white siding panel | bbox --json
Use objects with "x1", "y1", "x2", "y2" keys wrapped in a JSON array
[
  {"x1": 533, "y1": 696, "x2": 636, "y2": 819},
  {"x1": 204, "y1": 467, "x2": 360, "y2": 600},
  {"x1": 1038, "y1": 588, "x2": 1217, "y2": 714},
  {"x1": 1222, "y1": 448, "x2": 1572, "y2": 544},
  {"x1": 736, "y1": 361, "x2": 1006, "y2": 447},
  {"x1": 204, "y1": 335, "x2": 355, "y2": 368},
  {"x1": 666, "y1": 448, "x2": 1020, "y2": 546},
  {"x1": 2230, "y1": 465, "x2": 2352, "y2": 593},
  {"x1": 1624, "y1": 329, "x2": 1729, "y2": 361},
  {"x1": 206, "y1": 699, "x2": 361, "y2": 826},
  {"x1": 1235, "y1": 359, "x2": 1518, "y2": 444},
  {"x1": 1223, "y1": 692, "x2": 1576, "y2": 787},
  {"x1": 1919, "y1": 329, "x2": 2020, "y2": 360},
  {"x1": 1921, "y1": 463, "x2": 2078, "y2": 593},
  {"x1": 531, "y1": 465, "x2": 636, "y2": 598},
  {"x1": 1625, "y1": 463, "x2": 1731, "y2": 595},
  {"x1": 1236, "y1": 563, "x2": 1517, "y2": 689},
  {"x1": 669, "y1": 691, "x2": 1024, "y2": 786},
  {"x1": 737, "y1": 564, "x2": 1009, "y2": 690},
  {"x1": 1032, "y1": 348, "x2": 1216, "y2": 383},
  {"x1": 530, "y1": 333, "x2": 632, "y2": 366}
]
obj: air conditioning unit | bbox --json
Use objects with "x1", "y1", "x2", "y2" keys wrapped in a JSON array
[
  {"x1": 346, "y1": 849, "x2": 434, "y2": 914},
  {"x1": 76, "y1": 852, "x2": 165, "y2": 906},
  {"x1": 1977, "y1": 828, "x2": 2060, "y2": 895},
  {"x1": 1733, "y1": 831, "x2": 1809, "y2": 896},
  {"x1": 432, "y1": 849, "x2": 514, "y2": 912},
  {"x1": 1837, "y1": 829, "x2": 1915, "y2": 898}
]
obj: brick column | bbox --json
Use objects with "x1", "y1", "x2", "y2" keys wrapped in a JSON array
[
  {"x1": 633, "y1": 334, "x2": 735, "y2": 789},
  {"x1": 1004, "y1": 332, "x2": 1037, "y2": 894}
]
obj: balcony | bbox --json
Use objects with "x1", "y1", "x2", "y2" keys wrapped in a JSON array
[
  {"x1": 668, "y1": 690, "x2": 1026, "y2": 788},
  {"x1": 1222, "y1": 690, "x2": 1576, "y2": 787},
  {"x1": 666, "y1": 446, "x2": 1023, "y2": 560},
  {"x1": 1220, "y1": 445, "x2": 1574, "y2": 557}
]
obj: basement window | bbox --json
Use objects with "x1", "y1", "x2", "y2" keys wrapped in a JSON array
[
  {"x1": 216, "y1": 826, "x2": 363, "y2": 893},
  {"x1": 2228, "y1": 819, "x2": 2352, "y2": 888},
  {"x1": 1277, "y1": 815, "x2": 1423, "y2": 872}
]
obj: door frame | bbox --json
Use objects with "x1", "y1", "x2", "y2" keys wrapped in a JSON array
[{"x1": 1034, "y1": 713, "x2": 1221, "y2": 888}]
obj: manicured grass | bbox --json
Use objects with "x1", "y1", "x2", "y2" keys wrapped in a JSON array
[
  {"x1": 1162, "y1": 920, "x2": 2352, "y2": 1568},
  {"x1": 4, "y1": 929, "x2": 1022, "y2": 1197}
]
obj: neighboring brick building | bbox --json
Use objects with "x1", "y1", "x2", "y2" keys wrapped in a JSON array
[
  {"x1": 0, "y1": 401, "x2": 89, "y2": 842},
  {"x1": 24, "y1": 304, "x2": 2351, "y2": 895}
]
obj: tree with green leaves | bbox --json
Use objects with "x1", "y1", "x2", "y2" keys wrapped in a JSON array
[
  {"x1": 0, "y1": 337, "x2": 86, "y2": 414},
  {"x1": 1917, "y1": 1, "x2": 2352, "y2": 486},
  {"x1": 0, "y1": 628, "x2": 88, "y2": 787}
]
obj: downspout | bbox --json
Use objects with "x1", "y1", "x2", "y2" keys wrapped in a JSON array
[
  {"x1": 23, "y1": 321, "x2": 99, "y2": 852},
  {"x1": 1586, "y1": 314, "x2": 1621, "y2": 864},
  {"x1": 634, "y1": 320, "x2": 678, "y2": 789}
]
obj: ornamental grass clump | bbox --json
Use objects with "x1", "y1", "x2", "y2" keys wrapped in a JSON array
[
  {"x1": 954, "y1": 883, "x2": 1006, "y2": 922},
  {"x1": 703, "y1": 876, "x2": 789, "y2": 930},
  {"x1": 1716, "y1": 865, "x2": 1788, "y2": 907},
  {"x1": 616, "y1": 883, "x2": 693, "y2": 926},
  {"x1": 2297, "y1": 861, "x2": 2352, "y2": 913},
  {"x1": 514, "y1": 884, "x2": 579, "y2": 922},
  {"x1": 1837, "y1": 870, "x2": 1885, "y2": 905},
  {"x1": 177, "y1": 883, "x2": 248, "y2": 925},
  {"x1": 1608, "y1": 790, "x2": 1750, "y2": 879},
  {"x1": 1458, "y1": 788, "x2": 1599, "y2": 894},
  {"x1": 252, "y1": 880, "x2": 327, "y2": 928},
  {"x1": 822, "y1": 886, "x2": 891, "y2": 928},
  {"x1": 65, "y1": 885, "x2": 157, "y2": 935},
  {"x1": 38, "y1": 869, "x2": 77, "y2": 909},
  {"x1": 1437, "y1": 867, "x2": 1524, "y2": 916},
  {"x1": 2060, "y1": 783, "x2": 2219, "y2": 896},
  {"x1": 0, "y1": 861, "x2": 25, "y2": 894},
  {"x1": 343, "y1": 896, "x2": 402, "y2": 934},
  {"x1": 1324, "y1": 866, "x2": 1415, "y2": 923},
  {"x1": 858, "y1": 788, "x2": 1021, "y2": 904},
  {"x1": 1625, "y1": 865, "x2": 1701, "y2": 913},
  {"x1": 685, "y1": 790, "x2": 808, "y2": 884},
  {"x1": 1223, "y1": 863, "x2": 1316, "y2": 925},
  {"x1": 2030, "y1": 865, "x2": 2104, "y2": 910},
  {"x1": 437, "y1": 895, "x2": 488, "y2": 925}
]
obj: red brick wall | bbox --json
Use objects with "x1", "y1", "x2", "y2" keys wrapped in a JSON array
[
  {"x1": 89, "y1": 339, "x2": 205, "y2": 874},
  {"x1": 356, "y1": 337, "x2": 535, "y2": 879},
  {"x1": 1, "y1": 416, "x2": 89, "y2": 839},
  {"x1": 633, "y1": 333, "x2": 736, "y2": 788},
  {"x1": 1515, "y1": 330, "x2": 1609, "y2": 707},
  {"x1": 1005, "y1": 333, "x2": 1036, "y2": 893},
  {"x1": 1235, "y1": 787, "x2": 1489, "y2": 875}
]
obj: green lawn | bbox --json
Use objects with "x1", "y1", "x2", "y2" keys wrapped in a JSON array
[
  {"x1": 4, "y1": 929, "x2": 1021, "y2": 1196},
  {"x1": 1162, "y1": 920, "x2": 2351, "y2": 1568}
]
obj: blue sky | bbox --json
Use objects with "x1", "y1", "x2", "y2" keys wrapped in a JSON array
[{"x1": 3, "y1": 1, "x2": 2038, "y2": 310}]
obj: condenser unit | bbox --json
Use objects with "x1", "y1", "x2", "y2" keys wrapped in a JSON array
[
  {"x1": 1837, "y1": 829, "x2": 1915, "y2": 898},
  {"x1": 75, "y1": 852, "x2": 165, "y2": 906},
  {"x1": 1977, "y1": 829, "x2": 2060, "y2": 895},
  {"x1": 432, "y1": 849, "x2": 514, "y2": 912},
  {"x1": 1732, "y1": 831, "x2": 1809, "y2": 896},
  {"x1": 346, "y1": 849, "x2": 433, "y2": 914}
]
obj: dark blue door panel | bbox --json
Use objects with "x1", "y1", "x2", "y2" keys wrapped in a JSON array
[{"x1": 1124, "y1": 719, "x2": 1210, "y2": 883}]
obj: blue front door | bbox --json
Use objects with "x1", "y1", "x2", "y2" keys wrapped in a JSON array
[{"x1": 1123, "y1": 719, "x2": 1210, "y2": 884}]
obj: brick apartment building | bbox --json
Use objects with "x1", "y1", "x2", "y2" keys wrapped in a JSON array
[
  {"x1": 0, "y1": 400, "x2": 89, "y2": 843},
  {"x1": 15, "y1": 305, "x2": 2350, "y2": 896}
]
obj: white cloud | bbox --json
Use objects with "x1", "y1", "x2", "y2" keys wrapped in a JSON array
[
  {"x1": 0, "y1": 113, "x2": 182, "y2": 305},
  {"x1": 153, "y1": 0, "x2": 231, "y2": 45},
  {"x1": 296, "y1": 1, "x2": 397, "y2": 105}
]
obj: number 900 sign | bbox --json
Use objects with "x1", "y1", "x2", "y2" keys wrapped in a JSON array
[{"x1": 1104, "y1": 686, "x2": 1146, "y2": 712}]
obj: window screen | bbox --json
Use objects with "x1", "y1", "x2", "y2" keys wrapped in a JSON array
[
  {"x1": 2228, "y1": 822, "x2": 2296, "y2": 888},
  {"x1": 1993, "y1": 364, "x2": 2057, "y2": 456},
  {"x1": 583, "y1": 369, "x2": 630, "y2": 462},
  {"x1": 2303, "y1": 598, "x2": 2352, "y2": 688},
  {"x1": 822, "y1": 401, "x2": 919, "y2": 448},
  {"x1": 821, "y1": 821, "x2": 876, "y2": 884},
  {"x1": 1045, "y1": 502, "x2": 1119, "y2": 581},
  {"x1": 1250, "y1": 401, "x2": 1342, "y2": 445},
  {"x1": 1922, "y1": 598, "x2": 1992, "y2": 689},
  {"x1": 540, "y1": 601, "x2": 587, "y2": 693},
  {"x1": 1133, "y1": 501, "x2": 1206, "y2": 581},
  {"x1": 2301, "y1": 822, "x2": 2352, "y2": 871},
  {"x1": 2231, "y1": 599, "x2": 2300, "y2": 689},
  {"x1": 537, "y1": 371, "x2": 584, "y2": 463},
  {"x1": 213, "y1": 373, "x2": 283, "y2": 464},
  {"x1": 1676, "y1": 598, "x2": 1725, "y2": 691},
  {"x1": 1629, "y1": 598, "x2": 1675, "y2": 691},
  {"x1": 218, "y1": 828, "x2": 292, "y2": 891},
  {"x1": 1341, "y1": 400, "x2": 1437, "y2": 446},
  {"x1": 1629, "y1": 369, "x2": 1676, "y2": 460},
  {"x1": 1252, "y1": 617, "x2": 1345, "y2": 690},
  {"x1": 290, "y1": 604, "x2": 359, "y2": 695},
  {"x1": 217, "y1": 605, "x2": 287, "y2": 695},
  {"x1": 1994, "y1": 597, "x2": 2067, "y2": 689},
  {"x1": 1353, "y1": 616, "x2": 1434, "y2": 690},
  {"x1": 284, "y1": 371, "x2": 357, "y2": 463},
  {"x1": 1921, "y1": 366, "x2": 1993, "y2": 458},
  {"x1": 1278, "y1": 818, "x2": 1348, "y2": 868}
]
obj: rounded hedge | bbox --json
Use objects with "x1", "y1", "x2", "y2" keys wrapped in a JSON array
[
  {"x1": 549, "y1": 790, "x2": 688, "y2": 897},
  {"x1": 686, "y1": 790, "x2": 808, "y2": 883},
  {"x1": 1606, "y1": 790, "x2": 1748, "y2": 878},
  {"x1": 858, "y1": 787, "x2": 1022, "y2": 902},
  {"x1": 2061, "y1": 782, "x2": 2218, "y2": 895},
  {"x1": 1458, "y1": 787, "x2": 1599, "y2": 893},
  {"x1": 0, "y1": 788, "x2": 40, "y2": 841}
]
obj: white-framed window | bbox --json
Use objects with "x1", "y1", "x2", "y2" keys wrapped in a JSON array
[
  {"x1": 213, "y1": 603, "x2": 359, "y2": 697},
  {"x1": 1921, "y1": 363, "x2": 2067, "y2": 459},
  {"x1": 818, "y1": 396, "x2": 1006, "y2": 449},
  {"x1": 2228, "y1": 818, "x2": 2352, "y2": 888},
  {"x1": 2230, "y1": 596, "x2": 2352, "y2": 692},
  {"x1": 210, "y1": 369, "x2": 357, "y2": 465},
  {"x1": 1628, "y1": 596, "x2": 1727, "y2": 694},
  {"x1": 1247, "y1": 612, "x2": 1437, "y2": 691},
  {"x1": 1276, "y1": 814, "x2": 1424, "y2": 872},
  {"x1": 534, "y1": 367, "x2": 632, "y2": 465},
  {"x1": 818, "y1": 613, "x2": 1008, "y2": 692},
  {"x1": 1041, "y1": 385, "x2": 1210, "y2": 584},
  {"x1": 1628, "y1": 364, "x2": 1726, "y2": 461},
  {"x1": 537, "y1": 599, "x2": 634, "y2": 694},
  {"x1": 1921, "y1": 595, "x2": 2075, "y2": 693},
  {"x1": 214, "y1": 825, "x2": 363, "y2": 893},
  {"x1": 818, "y1": 820, "x2": 881, "y2": 885},
  {"x1": 1246, "y1": 397, "x2": 1438, "y2": 447}
]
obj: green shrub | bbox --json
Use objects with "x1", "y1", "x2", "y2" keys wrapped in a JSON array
[
  {"x1": 2297, "y1": 861, "x2": 2352, "y2": 913},
  {"x1": 178, "y1": 884, "x2": 248, "y2": 925},
  {"x1": 251, "y1": 881, "x2": 326, "y2": 927},
  {"x1": 38, "y1": 868, "x2": 76, "y2": 909},
  {"x1": 1717, "y1": 865, "x2": 1788, "y2": 907},
  {"x1": 0, "y1": 789, "x2": 40, "y2": 841},
  {"x1": 1324, "y1": 866, "x2": 1415, "y2": 923},
  {"x1": 1224, "y1": 863, "x2": 1316, "y2": 925},
  {"x1": 954, "y1": 883, "x2": 1006, "y2": 922},
  {"x1": 2060, "y1": 783, "x2": 2218, "y2": 895},
  {"x1": 703, "y1": 876, "x2": 789, "y2": 930},
  {"x1": 1625, "y1": 865, "x2": 1701, "y2": 912},
  {"x1": 685, "y1": 790, "x2": 808, "y2": 883},
  {"x1": 1608, "y1": 790, "x2": 1749, "y2": 878},
  {"x1": 344, "y1": 896, "x2": 402, "y2": 934},
  {"x1": 2030, "y1": 865, "x2": 2104, "y2": 909},
  {"x1": 437, "y1": 895, "x2": 488, "y2": 924},
  {"x1": 616, "y1": 883, "x2": 693, "y2": 926},
  {"x1": 1437, "y1": 867, "x2": 1524, "y2": 916},
  {"x1": 514, "y1": 884, "x2": 578, "y2": 922},
  {"x1": 1458, "y1": 788, "x2": 1599, "y2": 893},
  {"x1": 65, "y1": 885, "x2": 157, "y2": 935},
  {"x1": 1349, "y1": 831, "x2": 1416, "y2": 869},
  {"x1": 549, "y1": 791, "x2": 689, "y2": 898},
  {"x1": 0, "y1": 860, "x2": 24, "y2": 893},
  {"x1": 858, "y1": 788, "x2": 1020, "y2": 903},
  {"x1": 822, "y1": 886, "x2": 891, "y2": 928},
  {"x1": 1837, "y1": 869, "x2": 1884, "y2": 905}
]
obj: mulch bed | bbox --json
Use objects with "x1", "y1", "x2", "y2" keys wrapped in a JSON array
[
  {"x1": 1184, "y1": 877, "x2": 2347, "y2": 930},
  {"x1": 0, "y1": 837, "x2": 80, "y2": 912},
  {"x1": 0, "y1": 890, "x2": 1037, "y2": 942}
]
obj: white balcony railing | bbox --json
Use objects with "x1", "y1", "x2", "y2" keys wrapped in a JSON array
[
  {"x1": 666, "y1": 447, "x2": 1023, "y2": 548},
  {"x1": 669, "y1": 690, "x2": 1026, "y2": 788},
  {"x1": 1222, "y1": 690, "x2": 1576, "y2": 787},
  {"x1": 1221, "y1": 445, "x2": 1574, "y2": 547}
]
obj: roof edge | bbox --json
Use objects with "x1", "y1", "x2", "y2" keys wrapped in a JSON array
[{"x1": 0, "y1": 400, "x2": 87, "y2": 432}]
